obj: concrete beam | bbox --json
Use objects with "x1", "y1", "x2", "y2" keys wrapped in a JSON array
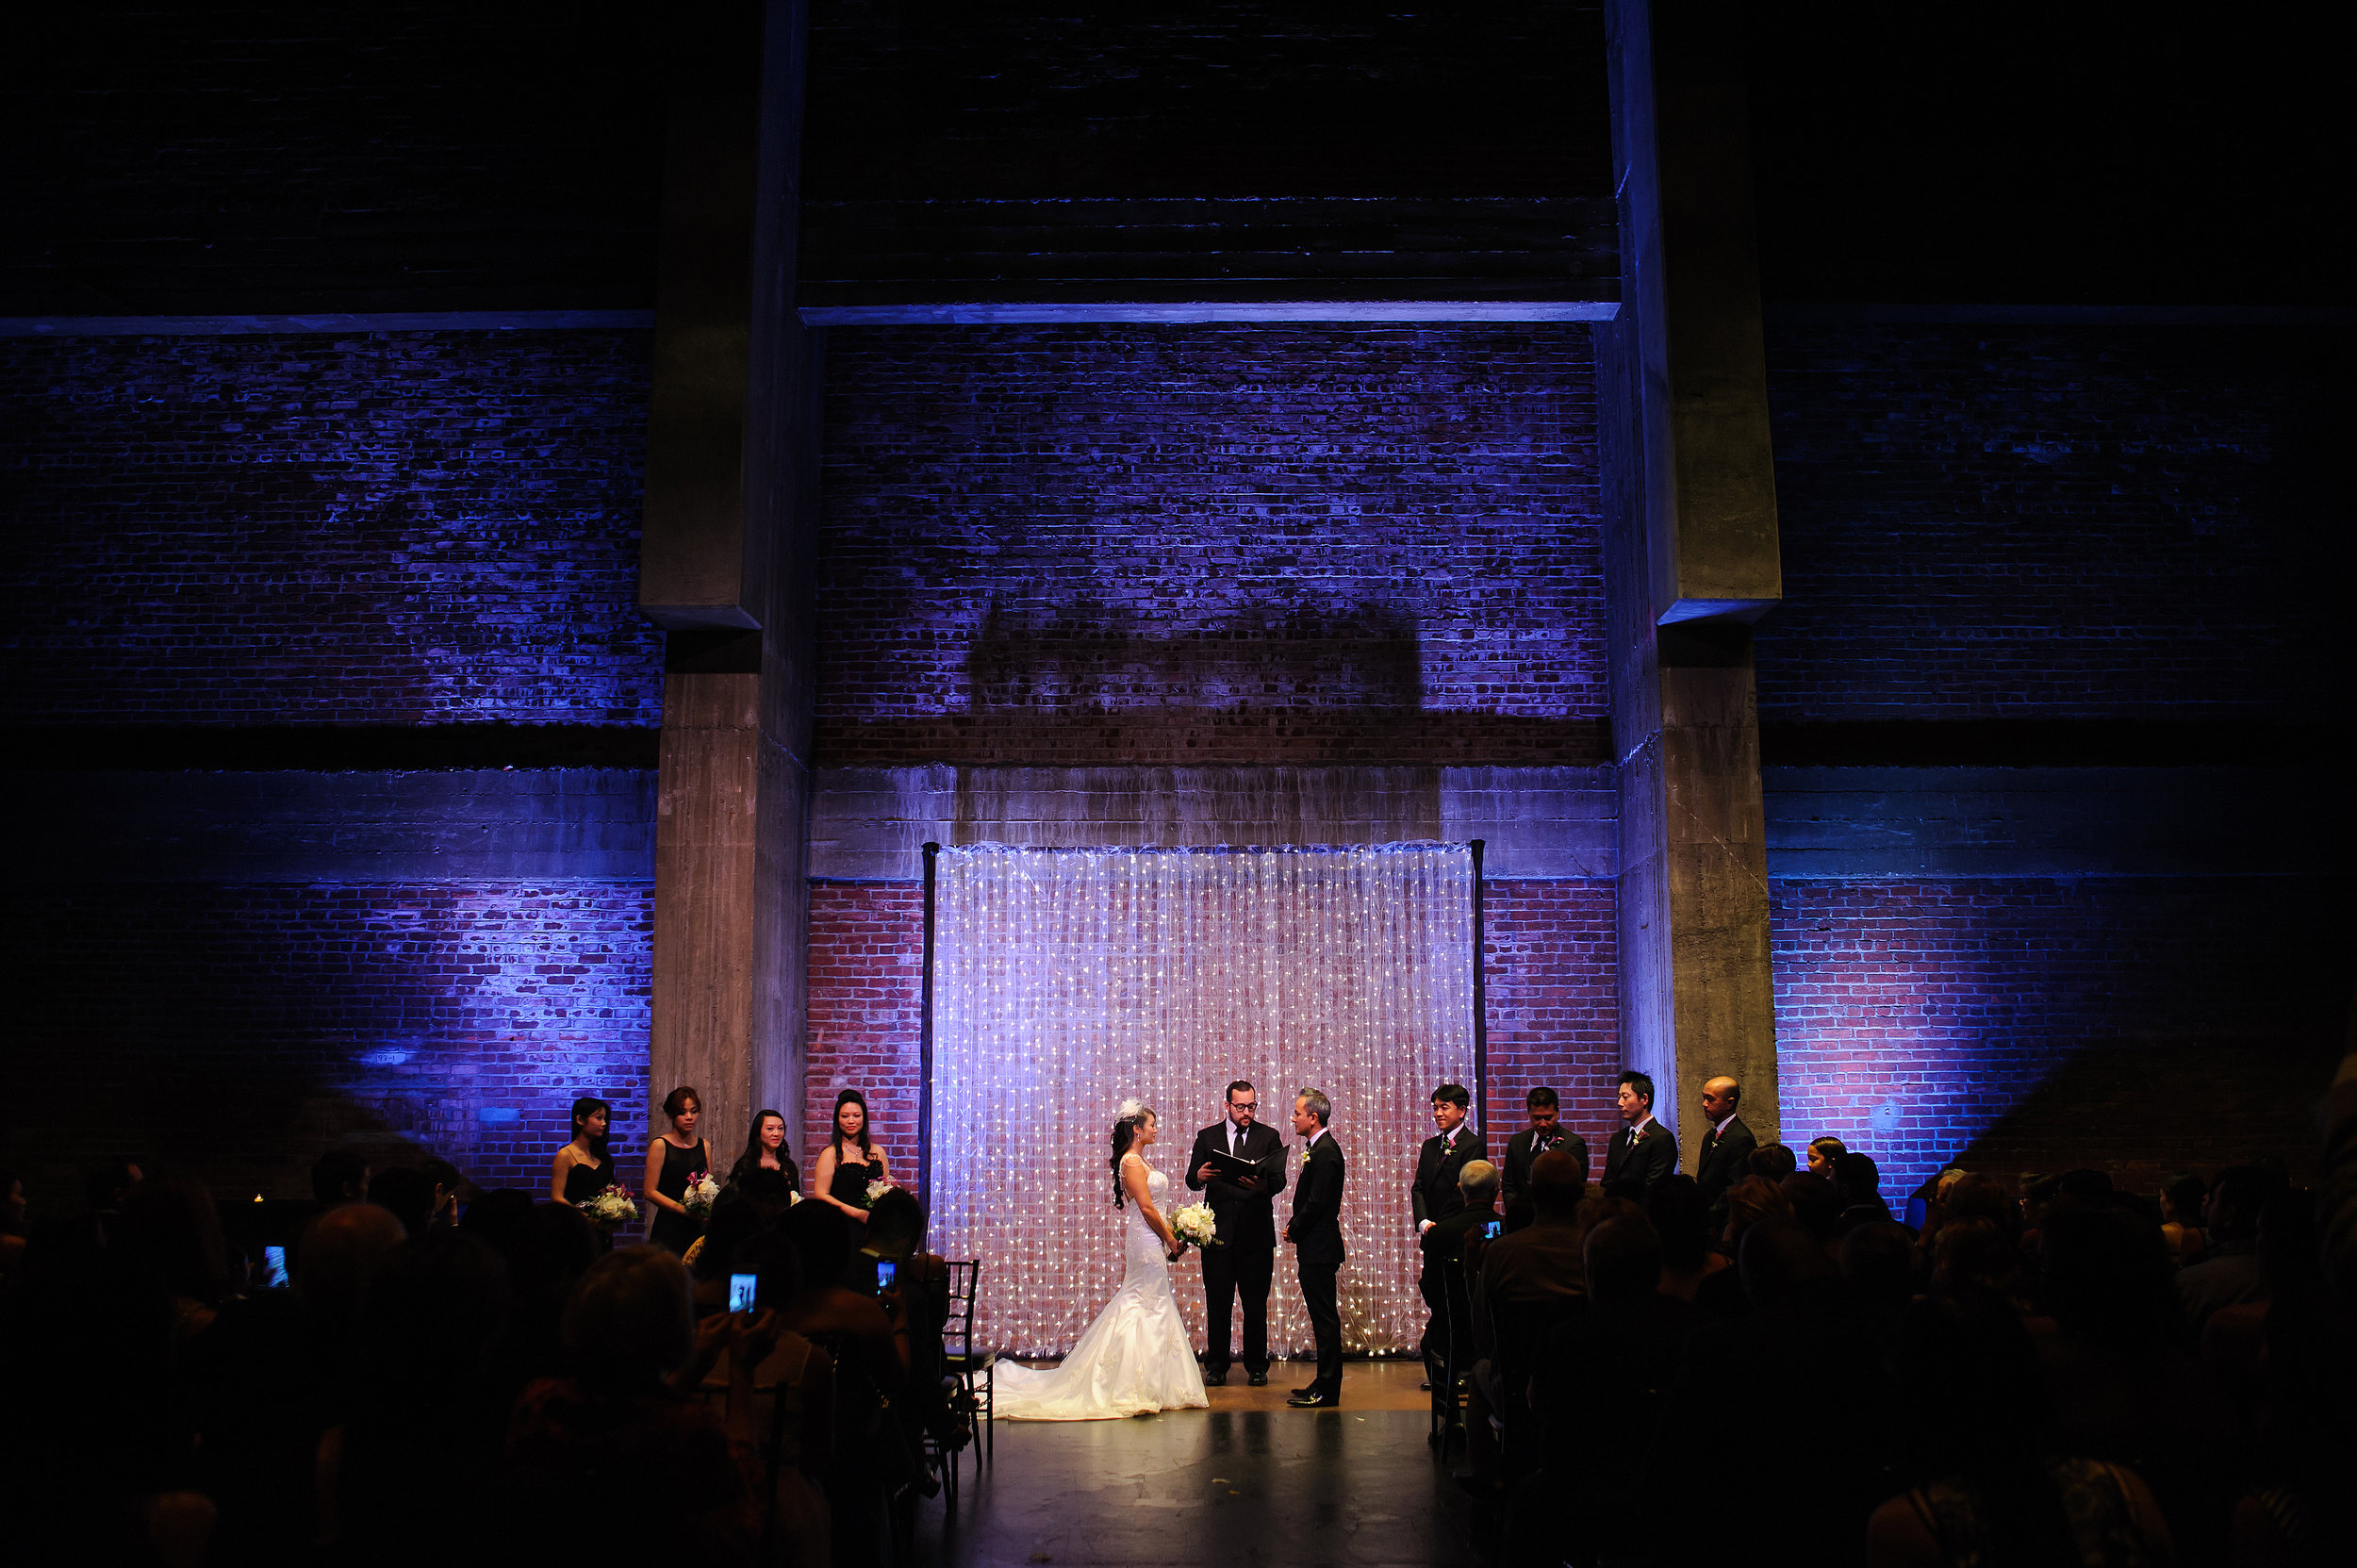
[
  {"x1": 1599, "y1": 0, "x2": 1784, "y2": 1149},
  {"x1": 643, "y1": 0, "x2": 818, "y2": 1161}
]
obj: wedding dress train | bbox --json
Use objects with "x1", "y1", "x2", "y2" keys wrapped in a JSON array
[{"x1": 991, "y1": 1161, "x2": 1209, "y2": 1420}]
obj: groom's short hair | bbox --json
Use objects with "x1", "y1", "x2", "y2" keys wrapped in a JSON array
[
  {"x1": 1227, "y1": 1081, "x2": 1255, "y2": 1102},
  {"x1": 1430, "y1": 1082, "x2": 1471, "y2": 1110},
  {"x1": 1296, "y1": 1088, "x2": 1331, "y2": 1125}
]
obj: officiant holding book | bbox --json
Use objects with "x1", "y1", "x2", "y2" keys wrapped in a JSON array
[{"x1": 1188, "y1": 1080, "x2": 1288, "y2": 1386}]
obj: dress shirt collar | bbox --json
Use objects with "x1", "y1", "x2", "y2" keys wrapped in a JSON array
[
  {"x1": 1712, "y1": 1113, "x2": 1738, "y2": 1138},
  {"x1": 1306, "y1": 1126, "x2": 1329, "y2": 1149},
  {"x1": 1627, "y1": 1113, "x2": 1656, "y2": 1139}
]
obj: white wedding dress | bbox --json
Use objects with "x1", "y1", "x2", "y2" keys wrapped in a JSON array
[{"x1": 991, "y1": 1157, "x2": 1210, "y2": 1420}]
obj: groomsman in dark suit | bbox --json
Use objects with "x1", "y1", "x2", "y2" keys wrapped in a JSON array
[
  {"x1": 1411, "y1": 1082, "x2": 1485, "y2": 1391},
  {"x1": 1187, "y1": 1080, "x2": 1288, "y2": 1387},
  {"x1": 1601, "y1": 1069, "x2": 1677, "y2": 1198},
  {"x1": 1691, "y1": 1075, "x2": 1757, "y2": 1215},
  {"x1": 1499, "y1": 1085, "x2": 1589, "y2": 1232},
  {"x1": 1412, "y1": 1082, "x2": 1489, "y2": 1235},
  {"x1": 1285, "y1": 1088, "x2": 1347, "y2": 1408}
]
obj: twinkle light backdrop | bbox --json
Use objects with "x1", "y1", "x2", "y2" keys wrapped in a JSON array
[{"x1": 927, "y1": 842, "x2": 1476, "y2": 1358}]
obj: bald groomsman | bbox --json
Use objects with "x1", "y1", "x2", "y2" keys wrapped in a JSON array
[{"x1": 1692, "y1": 1075, "x2": 1757, "y2": 1214}]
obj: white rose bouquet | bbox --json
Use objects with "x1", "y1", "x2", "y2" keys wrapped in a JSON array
[
  {"x1": 683, "y1": 1172, "x2": 721, "y2": 1218},
  {"x1": 579, "y1": 1184, "x2": 637, "y2": 1227},
  {"x1": 864, "y1": 1178, "x2": 899, "y2": 1208},
  {"x1": 1171, "y1": 1200, "x2": 1219, "y2": 1250}
]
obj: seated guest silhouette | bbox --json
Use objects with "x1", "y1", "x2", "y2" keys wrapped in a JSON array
[{"x1": 1805, "y1": 1134, "x2": 1847, "y2": 1178}]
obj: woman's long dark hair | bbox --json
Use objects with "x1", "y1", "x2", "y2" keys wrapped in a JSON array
[
  {"x1": 829, "y1": 1089, "x2": 874, "y2": 1161},
  {"x1": 729, "y1": 1108, "x2": 798, "y2": 1190},
  {"x1": 569, "y1": 1097, "x2": 612, "y2": 1164},
  {"x1": 1108, "y1": 1107, "x2": 1154, "y2": 1208}
]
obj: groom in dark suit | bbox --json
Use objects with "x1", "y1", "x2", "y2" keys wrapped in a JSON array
[
  {"x1": 1187, "y1": 1080, "x2": 1288, "y2": 1386},
  {"x1": 1284, "y1": 1087, "x2": 1347, "y2": 1408}
]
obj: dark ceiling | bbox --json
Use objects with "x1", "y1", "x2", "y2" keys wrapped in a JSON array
[{"x1": 0, "y1": 2, "x2": 2342, "y2": 316}]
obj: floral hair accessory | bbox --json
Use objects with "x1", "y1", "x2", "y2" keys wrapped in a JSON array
[{"x1": 1117, "y1": 1098, "x2": 1146, "y2": 1121}]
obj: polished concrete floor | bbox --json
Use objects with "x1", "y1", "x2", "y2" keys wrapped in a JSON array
[{"x1": 925, "y1": 1363, "x2": 1479, "y2": 1568}]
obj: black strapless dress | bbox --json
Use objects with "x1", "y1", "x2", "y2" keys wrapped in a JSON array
[
  {"x1": 562, "y1": 1151, "x2": 615, "y2": 1206},
  {"x1": 831, "y1": 1154, "x2": 878, "y2": 1215}
]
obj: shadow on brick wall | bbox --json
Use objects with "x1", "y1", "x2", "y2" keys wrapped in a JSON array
[{"x1": 1953, "y1": 1034, "x2": 2343, "y2": 1194}]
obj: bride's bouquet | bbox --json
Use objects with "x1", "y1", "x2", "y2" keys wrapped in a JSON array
[
  {"x1": 578, "y1": 1184, "x2": 637, "y2": 1227},
  {"x1": 864, "y1": 1177, "x2": 899, "y2": 1208},
  {"x1": 683, "y1": 1171, "x2": 721, "y2": 1218},
  {"x1": 1171, "y1": 1200, "x2": 1219, "y2": 1250}
]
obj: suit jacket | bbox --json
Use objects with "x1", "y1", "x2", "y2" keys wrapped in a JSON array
[
  {"x1": 1412, "y1": 1126, "x2": 1490, "y2": 1228},
  {"x1": 1693, "y1": 1114, "x2": 1757, "y2": 1211},
  {"x1": 1185, "y1": 1118, "x2": 1288, "y2": 1250},
  {"x1": 1601, "y1": 1119, "x2": 1678, "y2": 1198},
  {"x1": 1287, "y1": 1131, "x2": 1346, "y2": 1263},
  {"x1": 1501, "y1": 1127, "x2": 1591, "y2": 1229}
]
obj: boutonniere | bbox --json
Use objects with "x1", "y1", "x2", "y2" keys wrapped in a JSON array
[{"x1": 1299, "y1": 1147, "x2": 1311, "y2": 1167}]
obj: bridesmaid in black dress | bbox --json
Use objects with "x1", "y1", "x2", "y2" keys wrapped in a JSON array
[
  {"x1": 552, "y1": 1096, "x2": 616, "y2": 1204},
  {"x1": 811, "y1": 1088, "x2": 891, "y2": 1229},
  {"x1": 727, "y1": 1108, "x2": 800, "y2": 1196},
  {"x1": 552, "y1": 1096, "x2": 623, "y2": 1248},
  {"x1": 643, "y1": 1085, "x2": 713, "y2": 1256}
]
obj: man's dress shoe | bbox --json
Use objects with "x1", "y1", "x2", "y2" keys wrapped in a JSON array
[
  {"x1": 1247, "y1": 1371, "x2": 1268, "y2": 1387},
  {"x1": 1286, "y1": 1390, "x2": 1340, "y2": 1409},
  {"x1": 1202, "y1": 1371, "x2": 1227, "y2": 1387}
]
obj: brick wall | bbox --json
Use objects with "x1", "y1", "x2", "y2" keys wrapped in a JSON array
[
  {"x1": 804, "y1": 883, "x2": 927, "y2": 1193},
  {"x1": 1479, "y1": 879, "x2": 1622, "y2": 1155},
  {"x1": 0, "y1": 330, "x2": 660, "y2": 726},
  {"x1": 816, "y1": 325, "x2": 1607, "y2": 766},
  {"x1": 1771, "y1": 877, "x2": 2353, "y2": 1199},
  {"x1": 1756, "y1": 323, "x2": 2348, "y2": 721},
  {"x1": 1, "y1": 881, "x2": 652, "y2": 1201}
]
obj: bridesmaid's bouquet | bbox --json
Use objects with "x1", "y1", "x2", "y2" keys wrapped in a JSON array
[
  {"x1": 579, "y1": 1184, "x2": 637, "y2": 1227},
  {"x1": 683, "y1": 1172, "x2": 721, "y2": 1218},
  {"x1": 1172, "y1": 1201, "x2": 1219, "y2": 1250},
  {"x1": 864, "y1": 1178, "x2": 899, "y2": 1208}
]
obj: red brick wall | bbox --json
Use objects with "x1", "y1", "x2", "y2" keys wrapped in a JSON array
[
  {"x1": 803, "y1": 883, "x2": 927, "y2": 1195},
  {"x1": 1771, "y1": 877, "x2": 2354, "y2": 1199},
  {"x1": 1479, "y1": 879, "x2": 1623, "y2": 1158}
]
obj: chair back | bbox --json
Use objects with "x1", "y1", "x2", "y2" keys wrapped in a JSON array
[{"x1": 943, "y1": 1259, "x2": 982, "y2": 1362}]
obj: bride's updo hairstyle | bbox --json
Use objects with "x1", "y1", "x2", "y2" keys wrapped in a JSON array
[{"x1": 1108, "y1": 1101, "x2": 1156, "y2": 1208}]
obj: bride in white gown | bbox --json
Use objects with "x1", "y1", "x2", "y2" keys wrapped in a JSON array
[{"x1": 992, "y1": 1102, "x2": 1210, "y2": 1421}]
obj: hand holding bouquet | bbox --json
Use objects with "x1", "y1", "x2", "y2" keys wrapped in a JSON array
[
  {"x1": 683, "y1": 1171, "x2": 721, "y2": 1218},
  {"x1": 864, "y1": 1177, "x2": 899, "y2": 1209},
  {"x1": 1171, "y1": 1200, "x2": 1219, "y2": 1250},
  {"x1": 579, "y1": 1184, "x2": 637, "y2": 1227}
]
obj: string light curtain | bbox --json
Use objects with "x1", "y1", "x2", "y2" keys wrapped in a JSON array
[{"x1": 929, "y1": 842, "x2": 1475, "y2": 1358}]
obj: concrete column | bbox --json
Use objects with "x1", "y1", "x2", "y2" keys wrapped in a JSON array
[
  {"x1": 1598, "y1": 0, "x2": 1783, "y2": 1152},
  {"x1": 640, "y1": 0, "x2": 817, "y2": 1162}
]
